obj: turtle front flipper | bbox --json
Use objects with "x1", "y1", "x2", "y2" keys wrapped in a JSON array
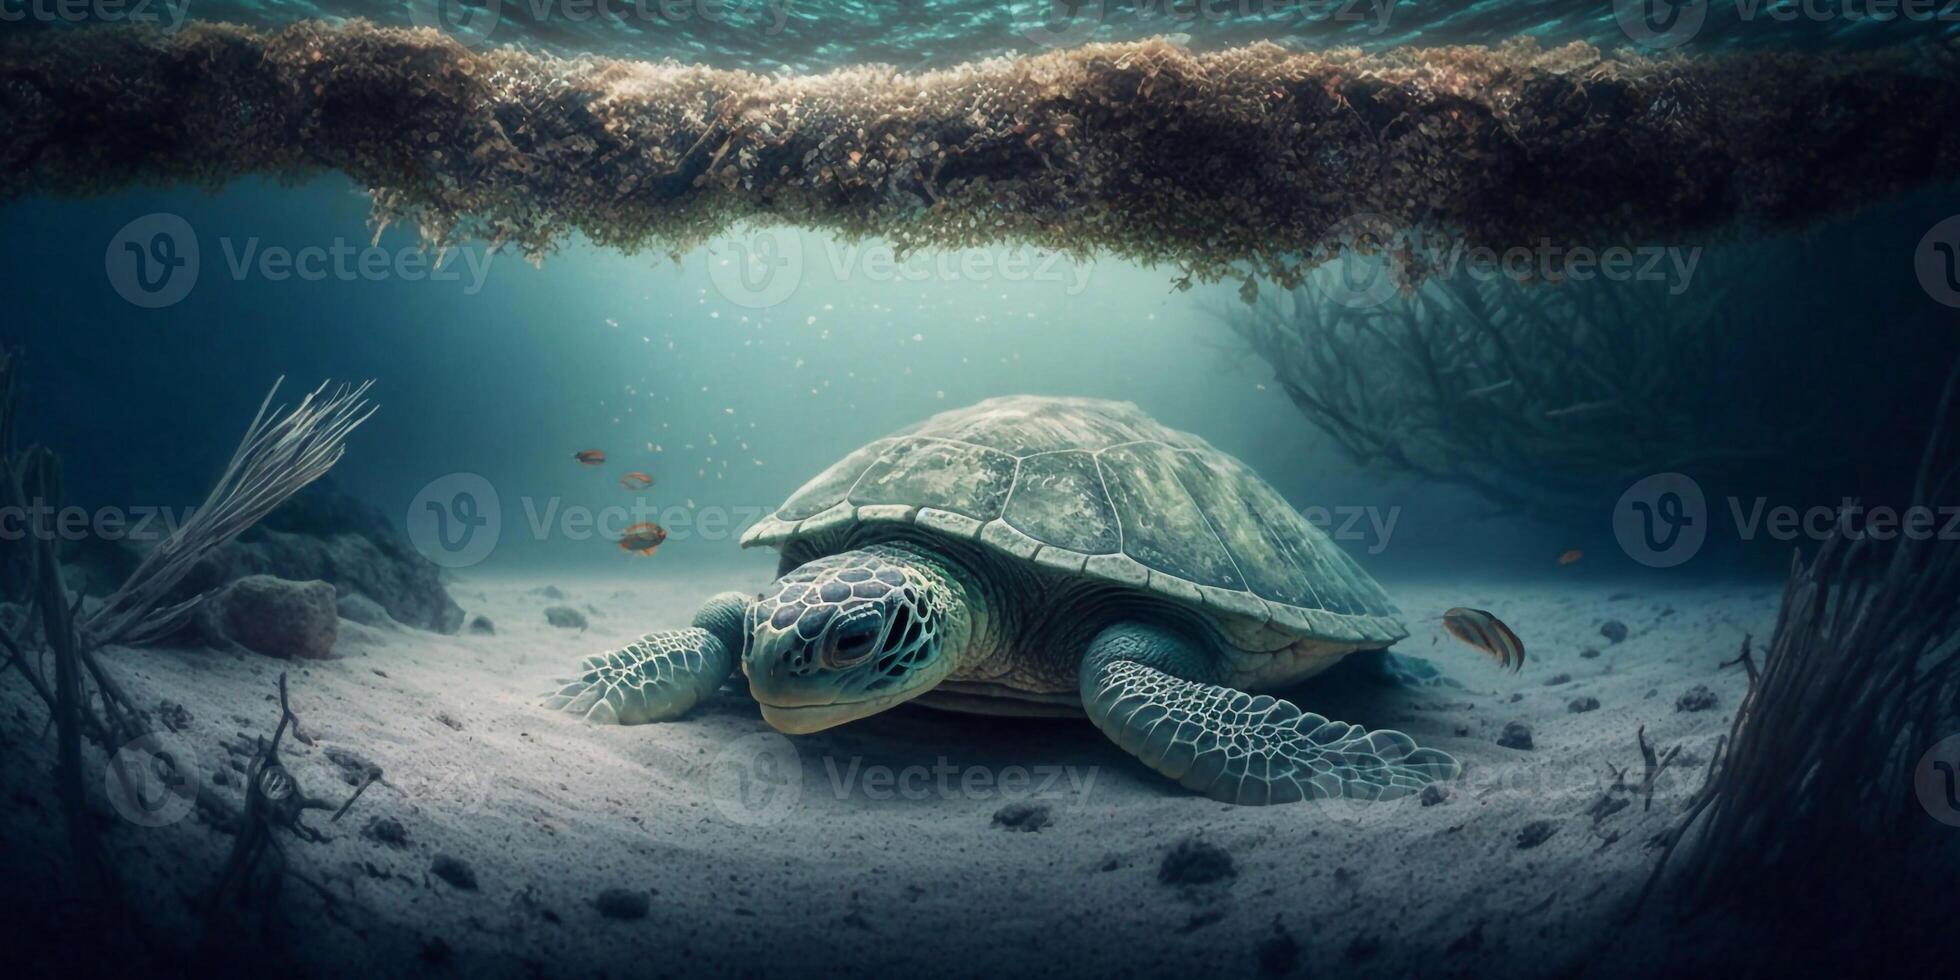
[
  {"x1": 544, "y1": 591, "x2": 749, "y2": 725},
  {"x1": 1079, "y1": 622, "x2": 1459, "y2": 805}
]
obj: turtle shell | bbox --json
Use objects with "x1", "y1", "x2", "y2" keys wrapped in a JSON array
[{"x1": 739, "y1": 396, "x2": 1406, "y2": 645}]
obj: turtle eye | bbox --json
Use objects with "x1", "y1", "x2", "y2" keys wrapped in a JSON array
[{"x1": 823, "y1": 612, "x2": 883, "y2": 669}]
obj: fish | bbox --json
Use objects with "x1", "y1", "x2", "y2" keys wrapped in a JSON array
[
  {"x1": 620, "y1": 471, "x2": 654, "y2": 491},
  {"x1": 1557, "y1": 549, "x2": 1584, "y2": 566},
  {"x1": 1441, "y1": 607, "x2": 1526, "y2": 673},
  {"x1": 618, "y1": 521, "x2": 667, "y2": 556},
  {"x1": 573, "y1": 449, "x2": 606, "y2": 466}
]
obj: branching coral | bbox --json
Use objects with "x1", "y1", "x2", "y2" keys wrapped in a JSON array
[
  {"x1": 2, "y1": 23, "x2": 1958, "y2": 282},
  {"x1": 82, "y1": 379, "x2": 374, "y2": 647}
]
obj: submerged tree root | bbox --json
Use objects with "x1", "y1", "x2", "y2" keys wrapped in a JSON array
[
  {"x1": 1631, "y1": 364, "x2": 1960, "y2": 972},
  {"x1": 3, "y1": 22, "x2": 1958, "y2": 281}
]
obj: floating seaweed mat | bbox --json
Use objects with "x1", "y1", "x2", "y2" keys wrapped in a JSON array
[{"x1": 3, "y1": 22, "x2": 1958, "y2": 285}]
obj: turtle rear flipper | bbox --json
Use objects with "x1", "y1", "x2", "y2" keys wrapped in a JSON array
[
  {"x1": 543, "y1": 592, "x2": 749, "y2": 724},
  {"x1": 1079, "y1": 623, "x2": 1459, "y2": 805}
]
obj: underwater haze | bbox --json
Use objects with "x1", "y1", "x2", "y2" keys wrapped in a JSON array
[
  {"x1": 6, "y1": 176, "x2": 1548, "y2": 576},
  {"x1": 4, "y1": 2, "x2": 1960, "y2": 979}
]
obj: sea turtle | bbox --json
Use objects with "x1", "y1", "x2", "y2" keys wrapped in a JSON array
[{"x1": 545, "y1": 396, "x2": 1459, "y2": 805}]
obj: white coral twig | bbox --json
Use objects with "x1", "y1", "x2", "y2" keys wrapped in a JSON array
[{"x1": 82, "y1": 379, "x2": 376, "y2": 647}]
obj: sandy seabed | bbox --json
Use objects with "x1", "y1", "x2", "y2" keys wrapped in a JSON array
[{"x1": 0, "y1": 567, "x2": 1771, "y2": 978}]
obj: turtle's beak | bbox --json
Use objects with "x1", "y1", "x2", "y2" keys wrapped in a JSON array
[{"x1": 756, "y1": 691, "x2": 925, "y2": 735}]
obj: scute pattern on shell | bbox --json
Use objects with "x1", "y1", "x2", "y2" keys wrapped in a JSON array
[{"x1": 742, "y1": 397, "x2": 1406, "y2": 646}]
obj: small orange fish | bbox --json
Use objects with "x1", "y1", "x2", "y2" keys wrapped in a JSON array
[
  {"x1": 573, "y1": 449, "x2": 606, "y2": 466},
  {"x1": 618, "y1": 521, "x2": 667, "y2": 556},
  {"x1": 1558, "y1": 549, "x2": 1584, "y2": 566},
  {"x1": 620, "y1": 471, "x2": 654, "y2": 491},
  {"x1": 1441, "y1": 607, "x2": 1526, "y2": 673}
]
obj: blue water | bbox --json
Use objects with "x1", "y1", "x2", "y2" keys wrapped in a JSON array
[
  {"x1": 4, "y1": 175, "x2": 1514, "y2": 573},
  {"x1": 4, "y1": 0, "x2": 1957, "y2": 582},
  {"x1": 6, "y1": 0, "x2": 1958, "y2": 72}
]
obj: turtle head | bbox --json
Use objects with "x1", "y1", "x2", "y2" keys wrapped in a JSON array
[{"x1": 744, "y1": 546, "x2": 969, "y2": 734}]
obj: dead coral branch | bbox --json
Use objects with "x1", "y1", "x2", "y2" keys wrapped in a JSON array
[{"x1": 82, "y1": 379, "x2": 374, "y2": 647}]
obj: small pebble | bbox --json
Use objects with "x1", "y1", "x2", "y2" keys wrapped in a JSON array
[
  {"x1": 1676, "y1": 685, "x2": 1719, "y2": 712},
  {"x1": 991, "y1": 801, "x2": 1051, "y2": 832},
  {"x1": 431, "y1": 853, "x2": 477, "y2": 890},
  {"x1": 1497, "y1": 721, "x2": 1534, "y2": 751},
  {"x1": 157, "y1": 700, "x2": 193, "y2": 732},
  {"x1": 544, "y1": 605, "x2": 588, "y2": 630},
  {"x1": 1579, "y1": 648, "x2": 1601, "y2": 659},
  {"x1": 363, "y1": 815, "x2": 409, "y2": 848},
  {"x1": 1516, "y1": 820, "x2": 1557, "y2": 849},
  {"x1": 1159, "y1": 837, "x2": 1235, "y2": 886},
  {"x1": 1542, "y1": 673, "x2": 1571, "y2": 686},
  {"x1": 1600, "y1": 620, "x2": 1629, "y2": 644},
  {"x1": 1567, "y1": 697, "x2": 1601, "y2": 713},
  {"x1": 1419, "y1": 784, "x2": 1449, "y2": 806}
]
